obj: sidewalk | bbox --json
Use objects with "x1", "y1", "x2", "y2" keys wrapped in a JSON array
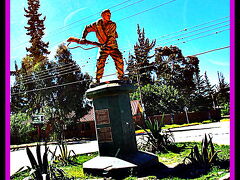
[
  {"x1": 10, "y1": 140, "x2": 99, "y2": 176},
  {"x1": 11, "y1": 138, "x2": 90, "y2": 150}
]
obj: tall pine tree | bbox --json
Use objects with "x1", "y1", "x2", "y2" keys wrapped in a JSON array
[
  {"x1": 216, "y1": 71, "x2": 230, "y2": 106},
  {"x1": 24, "y1": 0, "x2": 50, "y2": 71},
  {"x1": 11, "y1": 0, "x2": 50, "y2": 115},
  {"x1": 127, "y1": 24, "x2": 156, "y2": 86},
  {"x1": 204, "y1": 71, "x2": 217, "y2": 109}
]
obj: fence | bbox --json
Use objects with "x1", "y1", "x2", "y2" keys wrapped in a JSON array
[{"x1": 147, "y1": 109, "x2": 222, "y2": 125}]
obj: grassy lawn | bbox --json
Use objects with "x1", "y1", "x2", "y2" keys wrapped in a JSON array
[
  {"x1": 11, "y1": 142, "x2": 229, "y2": 180},
  {"x1": 157, "y1": 142, "x2": 229, "y2": 165}
]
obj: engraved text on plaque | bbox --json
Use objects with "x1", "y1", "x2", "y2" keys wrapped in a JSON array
[
  {"x1": 95, "y1": 109, "x2": 110, "y2": 125},
  {"x1": 97, "y1": 127, "x2": 113, "y2": 142}
]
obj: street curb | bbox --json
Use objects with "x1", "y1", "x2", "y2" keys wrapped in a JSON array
[{"x1": 10, "y1": 138, "x2": 91, "y2": 150}]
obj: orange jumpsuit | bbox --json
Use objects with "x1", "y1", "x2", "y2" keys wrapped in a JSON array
[{"x1": 82, "y1": 19, "x2": 124, "y2": 81}]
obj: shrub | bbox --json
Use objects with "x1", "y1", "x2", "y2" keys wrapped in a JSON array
[
  {"x1": 183, "y1": 134, "x2": 220, "y2": 169},
  {"x1": 221, "y1": 103, "x2": 230, "y2": 116},
  {"x1": 19, "y1": 144, "x2": 73, "y2": 180},
  {"x1": 49, "y1": 141, "x2": 77, "y2": 166},
  {"x1": 137, "y1": 114, "x2": 175, "y2": 153},
  {"x1": 10, "y1": 113, "x2": 36, "y2": 144}
]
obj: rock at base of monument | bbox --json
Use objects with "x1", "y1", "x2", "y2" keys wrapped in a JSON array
[
  {"x1": 119, "y1": 150, "x2": 159, "y2": 170},
  {"x1": 83, "y1": 151, "x2": 159, "y2": 178},
  {"x1": 83, "y1": 156, "x2": 137, "y2": 178},
  {"x1": 89, "y1": 79, "x2": 130, "y2": 88}
]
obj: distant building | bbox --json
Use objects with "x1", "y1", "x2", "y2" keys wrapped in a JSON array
[{"x1": 78, "y1": 100, "x2": 144, "y2": 138}]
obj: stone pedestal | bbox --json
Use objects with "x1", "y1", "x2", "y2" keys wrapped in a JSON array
[
  {"x1": 83, "y1": 80, "x2": 158, "y2": 177},
  {"x1": 86, "y1": 81, "x2": 137, "y2": 156}
]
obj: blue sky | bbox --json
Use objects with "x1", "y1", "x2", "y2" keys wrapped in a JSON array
[{"x1": 10, "y1": 0, "x2": 230, "y2": 86}]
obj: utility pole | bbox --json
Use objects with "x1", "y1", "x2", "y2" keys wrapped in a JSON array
[{"x1": 135, "y1": 61, "x2": 146, "y2": 120}]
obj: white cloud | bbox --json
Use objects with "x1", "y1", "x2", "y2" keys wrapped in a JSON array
[
  {"x1": 64, "y1": 8, "x2": 86, "y2": 26},
  {"x1": 208, "y1": 59, "x2": 229, "y2": 66}
]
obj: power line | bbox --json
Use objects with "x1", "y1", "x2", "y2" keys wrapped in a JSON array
[
  {"x1": 157, "y1": 20, "x2": 229, "y2": 42},
  {"x1": 12, "y1": 0, "x2": 143, "y2": 49},
  {"x1": 118, "y1": 16, "x2": 230, "y2": 53},
  {"x1": 189, "y1": 46, "x2": 230, "y2": 56},
  {"x1": 160, "y1": 24, "x2": 229, "y2": 45},
  {"x1": 51, "y1": 27, "x2": 229, "y2": 70},
  {"x1": 19, "y1": 66, "x2": 81, "y2": 84},
  {"x1": 173, "y1": 28, "x2": 229, "y2": 46},
  {"x1": 71, "y1": 26, "x2": 229, "y2": 68},
  {"x1": 157, "y1": 16, "x2": 229, "y2": 39},
  {"x1": 118, "y1": 0, "x2": 177, "y2": 22},
  {"x1": 15, "y1": 62, "x2": 76, "y2": 80},
  {"x1": 54, "y1": 0, "x2": 133, "y2": 32},
  {"x1": 11, "y1": 78, "x2": 92, "y2": 96},
  {"x1": 20, "y1": 63, "x2": 77, "y2": 81},
  {"x1": 111, "y1": 0, "x2": 145, "y2": 13},
  {"x1": 39, "y1": 0, "x2": 149, "y2": 49},
  {"x1": 15, "y1": 68, "x2": 81, "y2": 86},
  {"x1": 11, "y1": 44, "x2": 230, "y2": 96}
]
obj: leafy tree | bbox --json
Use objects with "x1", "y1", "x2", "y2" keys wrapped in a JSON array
[
  {"x1": 127, "y1": 24, "x2": 156, "y2": 86},
  {"x1": 48, "y1": 44, "x2": 92, "y2": 140},
  {"x1": 154, "y1": 45, "x2": 184, "y2": 86},
  {"x1": 130, "y1": 83, "x2": 185, "y2": 116},
  {"x1": 11, "y1": 61, "x2": 29, "y2": 113},
  {"x1": 10, "y1": 113, "x2": 35, "y2": 144},
  {"x1": 154, "y1": 47, "x2": 203, "y2": 111},
  {"x1": 154, "y1": 47, "x2": 199, "y2": 93}
]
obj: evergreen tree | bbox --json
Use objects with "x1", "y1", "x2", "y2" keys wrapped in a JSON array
[
  {"x1": 190, "y1": 73, "x2": 213, "y2": 111},
  {"x1": 204, "y1": 71, "x2": 217, "y2": 109},
  {"x1": 24, "y1": 0, "x2": 50, "y2": 70},
  {"x1": 52, "y1": 44, "x2": 92, "y2": 127},
  {"x1": 216, "y1": 71, "x2": 230, "y2": 106},
  {"x1": 127, "y1": 24, "x2": 156, "y2": 86},
  {"x1": 12, "y1": 0, "x2": 51, "y2": 115}
]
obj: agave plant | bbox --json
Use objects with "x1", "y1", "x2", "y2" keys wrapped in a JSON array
[
  {"x1": 24, "y1": 143, "x2": 73, "y2": 180},
  {"x1": 137, "y1": 113, "x2": 175, "y2": 153},
  {"x1": 26, "y1": 144, "x2": 50, "y2": 180},
  {"x1": 50, "y1": 141, "x2": 77, "y2": 166},
  {"x1": 184, "y1": 134, "x2": 221, "y2": 169}
]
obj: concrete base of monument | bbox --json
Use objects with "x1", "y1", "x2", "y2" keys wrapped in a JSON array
[
  {"x1": 89, "y1": 79, "x2": 130, "y2": 88},
  {"x1": 83, "y1": 151, "x2": 159, "y2": 178}
]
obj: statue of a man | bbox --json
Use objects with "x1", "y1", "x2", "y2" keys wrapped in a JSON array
[{"x1": 67, "y1": 9, "x2": 124, "y2": 83}]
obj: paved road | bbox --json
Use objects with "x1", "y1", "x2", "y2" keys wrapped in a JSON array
[
  {"x1": 170, "y1": 121, "x2": 230, "y2": 145},
  {"x1": 10, "y1": 140, "x2": 99, "y2": 176},
  {"x1": 10, "y1": 121, "x2": 230, "y2": 176}
]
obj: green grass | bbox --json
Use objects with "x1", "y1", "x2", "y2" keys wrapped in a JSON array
[
  {"x1": 11, "y1": 143, "x2": 229, "y2": 179},
  {"x1": 10, "y1": 169, "x2": 30, "y2": 180},
  {"x1": 58, "y1": 152, "x2": 99, "y2": 179},
  {"x1": 156, "y1": 166, "x2": 229, "y2": 180},
  {"x1": 157, "y1": 142, "x2": 229, "y2": 165}
]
